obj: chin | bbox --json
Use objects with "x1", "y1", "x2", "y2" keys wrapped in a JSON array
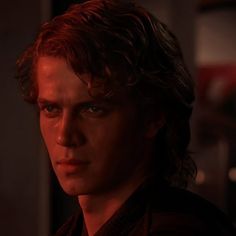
[
  {"x1": 62, "y1": 186, "x2": 88, "y2": 196},
  {"x1": 62, "y1": 186, "x2": 81, "y2": 196},
  {"x1": 58, "y1": 177, "x2": 94, "y2": 196}
]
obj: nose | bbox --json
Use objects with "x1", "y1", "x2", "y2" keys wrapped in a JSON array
[{"x1": 56, "y1": 113, "x2": 85, "y2": 147}]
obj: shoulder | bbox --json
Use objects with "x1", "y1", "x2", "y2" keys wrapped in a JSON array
[
  {"x1": 148, "y1": 186, "x2": 236, "y2": 235},
  {"x1": 53, "y1": 210, "x2": 82, "y2": 236}
]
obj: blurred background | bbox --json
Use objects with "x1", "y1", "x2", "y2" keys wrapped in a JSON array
[{"x1": 0, "y1": 0, "x2": 236, "y2": 235}]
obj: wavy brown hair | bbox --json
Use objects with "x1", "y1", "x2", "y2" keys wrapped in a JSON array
[{"x1": 16, "y1": 0, "x2": 196, "y2": 187}]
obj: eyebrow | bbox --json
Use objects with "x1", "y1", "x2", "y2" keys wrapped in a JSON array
[
  {"x1": 37, "y1": 98, "x2": 58, "y2": 105},
  {"x1": 37, "y1": 97, "x2": 114, "y2": 108}
]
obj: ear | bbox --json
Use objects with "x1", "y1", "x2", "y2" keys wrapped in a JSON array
[{"x1": 144, "y1": 113, "x2": 165, "y2": 139}]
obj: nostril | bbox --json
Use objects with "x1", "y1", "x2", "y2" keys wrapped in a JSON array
[
  {"x1": 56, "y1": 135, "x2": 65, "y2": 146},
  {"x1": 56, "y1": 126, "x2": 86, "y2": 147},
  {"x1": 56, "y1": 134, "x2": 79, "y2": 147}
]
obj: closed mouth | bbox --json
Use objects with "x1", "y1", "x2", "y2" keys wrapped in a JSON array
[{"x1": 57, "y1": 158, "x2": 89, "y2": 166}]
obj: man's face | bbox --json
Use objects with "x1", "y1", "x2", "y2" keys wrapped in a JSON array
[{"x1": 37, "y1": 56, "x2": 154, "y2": 196}]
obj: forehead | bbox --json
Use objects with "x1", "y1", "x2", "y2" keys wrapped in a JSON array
[
  {"x1": 36, "y1": 56, "x2": 91, "y2": 102},
  {"x1": 36, "y1": 56, "x2": 86, "y2": 84},
  {"x1": 35, "y1": 56, "x2": 134, "y2": 105}
]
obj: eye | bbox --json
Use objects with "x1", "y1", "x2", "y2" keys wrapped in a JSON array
[
  {"x1": 39, "y1": 104, "x2": 61, "y2": 118},
  {"x1": 87, "y1": 105, "x2": 103, "y2": 113},
  {"x1": 81, "y1": 104, "x2": 107, "y2": 118}
]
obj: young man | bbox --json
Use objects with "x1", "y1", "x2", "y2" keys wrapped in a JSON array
[{"x1": 16, "y1": 0, "x2": 236, "y2": 235}]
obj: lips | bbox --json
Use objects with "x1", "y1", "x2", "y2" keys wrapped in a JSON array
[
  {"x1": 56, "y1": 158, "x2": 89, "y2": 173},
  {"x1": 57, "y1": 158, "x2": 89, "y2": 165}
]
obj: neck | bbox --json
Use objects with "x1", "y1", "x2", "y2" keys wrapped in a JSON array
[{"x1": 78, "y1": 175, "x2": 147, "y2": 236}]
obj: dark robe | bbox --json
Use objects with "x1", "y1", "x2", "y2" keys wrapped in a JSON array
[{"x1": 54, "y1": 180, "x2": 236, "y2": 236}]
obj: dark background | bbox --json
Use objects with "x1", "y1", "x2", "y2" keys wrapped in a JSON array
[{"x1": 0, "y1": 0, "x2": 235, "y2": 235}]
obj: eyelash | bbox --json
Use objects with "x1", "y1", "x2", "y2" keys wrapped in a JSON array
[
  {"x1": 81, "y1": 104, "x2": 107, "y2": 117},
  {"x1": 40, "y1": 104, "x2": 61, "y2": 117},
  {"x1": 39, "y1": 103, "x2": 108, "y2": 118}
]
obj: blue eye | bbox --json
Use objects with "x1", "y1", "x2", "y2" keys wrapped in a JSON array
[
  {"x1": 45, "y1": 105, "x2": 56, "y2": 112},
  {"x1": 40, "y1": 104, "x2": 61, "y2": 118},
  {"x1": 80, "y1": 104, "x2": 107, "y2": 118},
  {"x1": 87, "y1": 106, "x2": 103, "y2": 113}
]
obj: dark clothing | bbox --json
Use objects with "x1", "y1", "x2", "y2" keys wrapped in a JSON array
[{"x1": 54, "y1": 181, "x2": 236, "y2": 236}]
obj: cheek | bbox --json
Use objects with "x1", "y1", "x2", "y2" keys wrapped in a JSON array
[
  {"x1": 88, "y1": 125, "x2": 145, "y2": 184},
  {"x1": 87, "y1": 115, "x2": 143, "y2": 162},
  {"x1": 40, "y1": 117, "x2": 55, "y2": 152}
]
